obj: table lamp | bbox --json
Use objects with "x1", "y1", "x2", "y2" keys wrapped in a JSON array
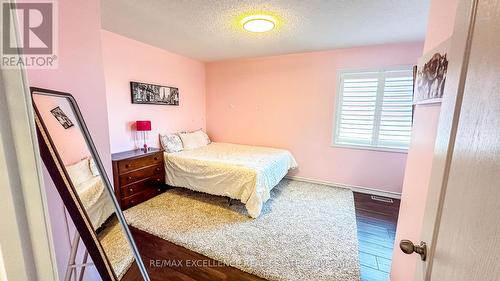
[{"x1": 136, "y1": 120, "x2": 151, "y2": 152}]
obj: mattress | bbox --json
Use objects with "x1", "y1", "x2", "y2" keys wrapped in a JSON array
[
  {"x1": 164, "y1": 142, "x2": 298, "y2": 218},
  {"x1": 75, "y1": 176, "x2": 115, "y2": 229}
]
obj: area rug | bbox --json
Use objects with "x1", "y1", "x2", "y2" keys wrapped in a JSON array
[
  {"x1": 98, "y1": 216, "x2": 134, "y2": 279},
  {"x1": 124, "y1": 179, "x2": 360, "y2": 281}
]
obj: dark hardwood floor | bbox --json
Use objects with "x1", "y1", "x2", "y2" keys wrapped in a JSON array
[
  {"x1": 123, "y1": 191, "x2": 401, "y2": 281},
  {"x1": 354, "y1": 192, "x2": 401, "y2": 281}
]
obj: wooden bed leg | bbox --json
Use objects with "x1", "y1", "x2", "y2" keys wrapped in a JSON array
[{"x1": 227, "y1": 197, "x2": 232, "y2": 206}]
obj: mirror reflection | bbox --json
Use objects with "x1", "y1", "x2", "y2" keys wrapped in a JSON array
[{"x1": 33, "y1": 92, "x2": 136, "y2": 280}]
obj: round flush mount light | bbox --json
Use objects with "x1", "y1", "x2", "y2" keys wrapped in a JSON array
[{"x1": 242, "y1": 15, "x2": 276, "y2": 33}]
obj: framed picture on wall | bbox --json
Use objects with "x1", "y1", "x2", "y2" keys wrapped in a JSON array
[
  {"x1": 50, "y1": 106, "x2": 74, "y2": 129},
  {"x1": 413, "y1": 39, "x2": 450, "y2": 105},
  {"x1": 130, "y1": 81, "x2": 179, "y2": 105}
]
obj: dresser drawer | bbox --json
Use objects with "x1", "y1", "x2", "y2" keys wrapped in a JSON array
[
  {"x1": 121, "y1": 188, "x2": 159, "y2": 210},
  {"x1": 119, "y1": 164, "x2": 163, "y2": 186},
  {"x1": 118, "y1": 153, "x2": 162, "y2": 174},
  {"x1": 120, "y1": 176, "x2": 164, "y2": 198},
  {"x1": 112, "y1": 148, "x2": 165, "y2": 210}
]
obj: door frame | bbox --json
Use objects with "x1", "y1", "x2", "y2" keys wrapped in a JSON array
[{"x1": 0, "y1": 2, "x2": 59, "y2": 280}]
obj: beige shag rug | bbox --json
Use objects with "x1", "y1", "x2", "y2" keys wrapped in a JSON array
[
  {"x1": 124, "y1": 179, "x2": 360, "y2": 281},
  {"x1": 98, "y1": 217, "x2": 134, "y2": 279}
]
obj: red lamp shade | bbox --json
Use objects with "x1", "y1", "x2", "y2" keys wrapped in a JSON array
[{"x1": 136, "y1": 120, "x2": 151, "y2": 131}]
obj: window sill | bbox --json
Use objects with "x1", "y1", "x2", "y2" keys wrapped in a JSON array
[{"x1": 331, "y1": 143, "x2": 408, "y2": 154}]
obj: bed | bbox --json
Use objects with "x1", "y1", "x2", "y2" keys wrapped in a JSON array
[
  {"x1": 164, "y1": 142, "x2": 298, "y2": 218},
  {"x1": 66, "y1": 158, "x2": 132, "y2": 278},
  {"x1": 66, "y1": 157, "x2": 115, "y2": 229},
  {"x1": 75, "y1": 175, "x2": 115, "y2": 229}
]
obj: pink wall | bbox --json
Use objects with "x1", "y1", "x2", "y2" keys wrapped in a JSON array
[
  {"x1": 206, "y1": 43, "x2": 423, "y2": 193},
  {"x1": 391, "y1": 0, "x2": 459, "y2": 280},
  {"x1": 28, "y1": 4, "x2": 111, "y2": 175},
  {"x1": 423, "y1": 0, "x2": 460, "y2": 54},
  {"x1": 27, "y1": 0, "x2": 110, "y2": 280},
  {"x1": 101, "y1": 30, "x2": 206, "y2": 153}
]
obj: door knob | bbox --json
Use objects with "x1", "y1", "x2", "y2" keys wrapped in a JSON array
[{"x1": 400, "y1": 240, "x2": 427, "y2": 261}]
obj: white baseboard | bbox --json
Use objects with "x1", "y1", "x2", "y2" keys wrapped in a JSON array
[{"x1": 285, "y1": 176, "x2": 402, "y2": 200}]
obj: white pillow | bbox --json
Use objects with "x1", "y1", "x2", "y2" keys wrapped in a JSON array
[
  {"x1": 197, "y1": 129, "x2": 211, "y2": 145},
  {"x1": 66, "y1": 158, "x2": 94, "y2": 186},
  {"x1": 160, "y1": 134, "x2": 183, "y2": 153},
  {"x1": 178, "y1": 130, "x2": 209, "y2": 150}
]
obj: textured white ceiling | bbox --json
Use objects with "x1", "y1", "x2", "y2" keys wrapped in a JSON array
[{"x1": 101, "y1": 0, "x2": 430, "y2": 62}]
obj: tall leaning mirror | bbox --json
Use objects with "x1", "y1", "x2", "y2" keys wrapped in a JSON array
[{"x1": 31, "y1": 87, "x2": 150, "y2": 281}]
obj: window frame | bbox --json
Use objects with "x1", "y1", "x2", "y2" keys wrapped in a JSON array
[{"x1": 332, "y1": 66, "x2": 414, "y2": 154}]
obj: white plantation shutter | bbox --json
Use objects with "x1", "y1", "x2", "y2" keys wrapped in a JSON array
[
  {"x1": 379, "y1": 73, "x2": 414, "y2": 148},
  {"x1": 334, "y1": 68, "x2": 413, "y2": 150}
]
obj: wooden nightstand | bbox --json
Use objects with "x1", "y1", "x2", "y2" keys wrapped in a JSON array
[{"x1": 111, "y1": 148, "x2": 165, "y2": 210}]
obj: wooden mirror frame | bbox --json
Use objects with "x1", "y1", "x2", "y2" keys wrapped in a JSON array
[{"x1": 31, "y1": 87, "x2": 150, "y2": 281}]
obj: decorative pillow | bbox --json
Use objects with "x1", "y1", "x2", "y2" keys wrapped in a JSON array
[
  {"x1": 178, "y1": 130, "x2": 208, "y2": 150},
  {"x1": 194, "y1": 129, "x2": 211, "y2": 145},
  {"x1": 160, "y1": 134, "x2": 183, "y2": 153},
  {"x1": 66, "y1": 158, "x2": 94, "y2": 186},
  {"x1": 89, "y1": 157, "x2": 100, "y2": 176}
]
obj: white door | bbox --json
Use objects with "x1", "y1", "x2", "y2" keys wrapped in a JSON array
[{"x1": 402, "y1": 0, "x2": 500, "y2": 280}]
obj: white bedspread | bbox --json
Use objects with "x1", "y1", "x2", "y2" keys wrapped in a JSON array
[
  {"x1": 75, "y1": 176, "x2": 115, "y2": 229},
  {"x1": 164, "y1": 142, "x2": 297, "y2": 218}
]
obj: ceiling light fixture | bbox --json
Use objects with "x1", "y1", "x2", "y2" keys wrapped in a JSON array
[{"x1": 242, "y1": 15, "x2": 276, "y2": 33}]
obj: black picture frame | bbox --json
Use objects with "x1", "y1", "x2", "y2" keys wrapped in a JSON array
[
  {"x1": 50, "y1": 106, "x2": 74, "y2": 129},
  {"x1": 130, "y1": 81, "x2": 179, "y2": 105}
]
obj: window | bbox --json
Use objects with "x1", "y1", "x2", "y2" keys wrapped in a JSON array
[{"x1": 333, "y1": 68, "x2": 414, "y2": 151}]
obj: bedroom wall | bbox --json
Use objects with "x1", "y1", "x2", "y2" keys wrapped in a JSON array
[
  {"x1": 101, "y1": 30, "x2": 206, "y2": 153},
  {"x1": 206, "y1": 42, "x2": 423, "y2": 194},
  {"x1": 26, "y1": 0, "x2": 110, "y2": 280},
  {"x1": 391, "y1": 0, "x2": 459, "y2": 279}
]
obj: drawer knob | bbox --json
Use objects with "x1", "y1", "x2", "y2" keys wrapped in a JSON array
[
  {"x1": 157, "y1": 188, "x2": 161, "y2": 192},
  {"x1": 125, "y1": 164, "x2": 130, "y2": 168},
  {"x1": 154, "y1": 157, "x2": 158, "y2": 160},
  {"x1": 127, "y1": 176, "x2": 132, "y2": 180},
  {"x1": 129, "y1": 188, "x2": 133, "y2": 192},
  {"x1": 130, "y1": 200, "x2": 135, "y2": 204},
  {"x1": 156, "y1": 167, "x2": 160, "y2": 171},
  {"x1": 156, "y1": 178, "x2": 161, "y2": 182}
]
